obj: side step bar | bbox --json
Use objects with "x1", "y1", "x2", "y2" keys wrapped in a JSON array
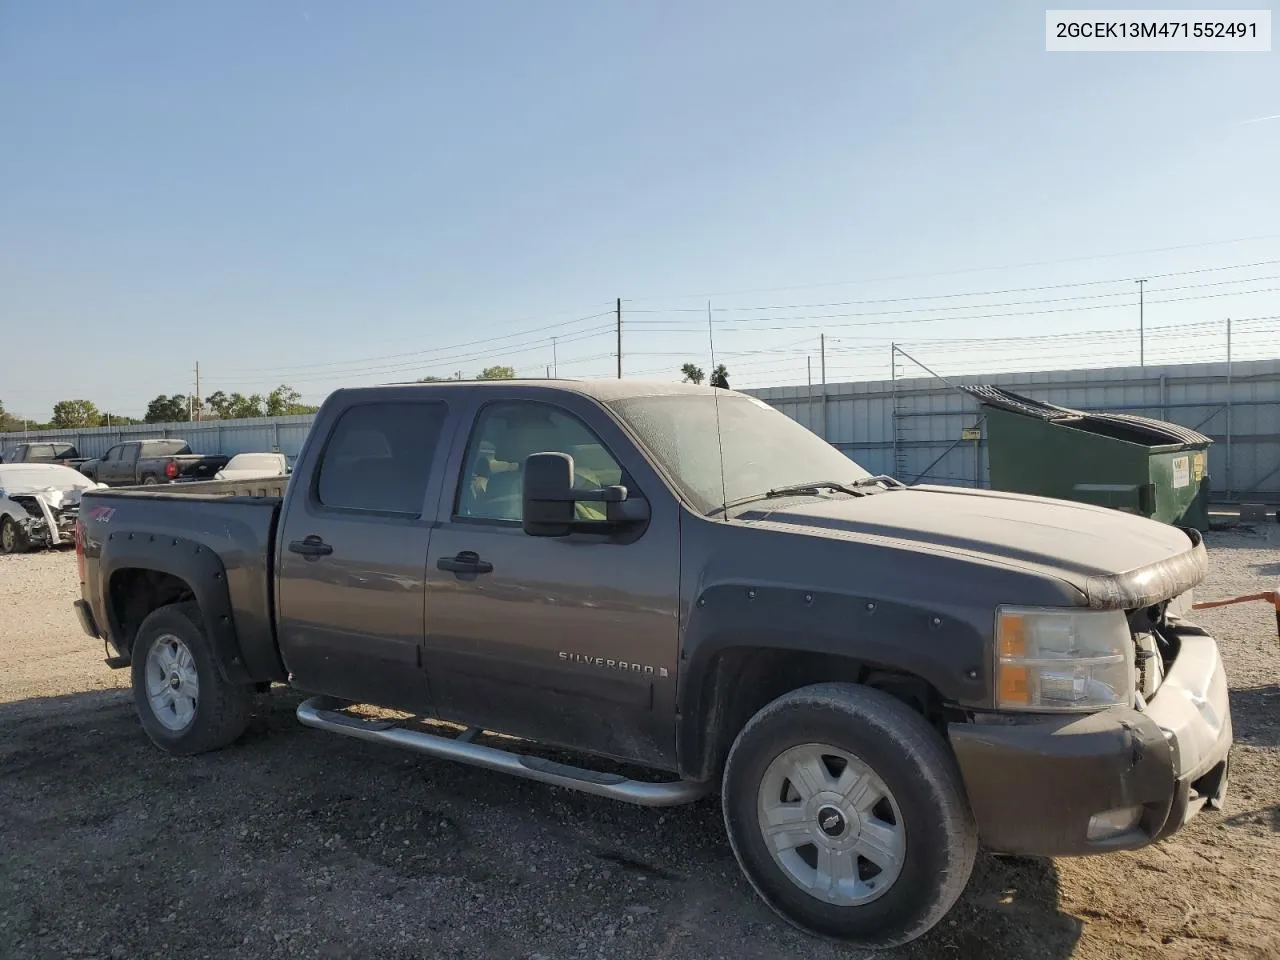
[{"x1": 295, "y1": 697, "x2": 710, "y2": 807}]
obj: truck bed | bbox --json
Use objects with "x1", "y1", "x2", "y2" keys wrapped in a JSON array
[{"x1": 77, "y1": 479, "x2": 287, "y2": 683}]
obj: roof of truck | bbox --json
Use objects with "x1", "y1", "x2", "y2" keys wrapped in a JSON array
[{"x1": 363, "y1": 378, "x2": 743, "y2": 402}]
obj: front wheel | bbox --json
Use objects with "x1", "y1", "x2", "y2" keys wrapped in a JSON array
[
  {"x1": 130, "y1": 601, "x2": 254, "y2": 755},
  {"x1": 0, "y1": 515, "x2": 27, "y2": 554},
  {"x1": 721, "y1": 682, "x2": 978, "y2": 948}
]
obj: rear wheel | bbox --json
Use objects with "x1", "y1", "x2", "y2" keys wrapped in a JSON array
[
  {"x1": 722, "y1": 682, "x2": 977, "y2": 948},
  {"x1": 142, "y1": 475, "x2": 159, "y2": 485},
  {"x1": 0, "y1": 515, "x2": 27, "y2": 554},
  {"x1": 130, "y1": 601, "x2": 254, "y2": 755}
]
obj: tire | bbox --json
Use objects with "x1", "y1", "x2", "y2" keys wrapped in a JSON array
[
  {"x1": 142, "y1": 475, "x2": 159, "y2": 485},
  {"x1": 130, "y1": 601, "x2": 254, "y2": 756},
  {"x1": 721, "y1": 682, "x2": 978, "y2": 948},
  {"x1": 0, "y1": 515, "x2": 28, "y2": 554}
]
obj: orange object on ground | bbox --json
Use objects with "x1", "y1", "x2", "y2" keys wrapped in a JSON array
[{"x1": 1191, "y1": 591, "x2": 1280, "y2": 640}]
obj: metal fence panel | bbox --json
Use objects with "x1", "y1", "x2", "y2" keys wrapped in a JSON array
[
  {"x1": 750, "y1": 358, "x2": 1280, "y2": 499},
  {"x1": 6, "y1": 359, "x2": 1279, "y2": 498}
]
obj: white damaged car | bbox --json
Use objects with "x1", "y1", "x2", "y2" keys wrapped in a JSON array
[{"x1": 0, "y1": 463, "x2": 106, "y2": 554}]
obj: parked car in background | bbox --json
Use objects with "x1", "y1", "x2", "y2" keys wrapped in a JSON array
[
  {"x1": 213, "y1": 451, "x2": 289, "y2": 481},
  {"x1": 79, "y1": 439, "x2": 229, "y2": 486},
  {"x1": 2, "y1": 442, "x2": 89, "y2": 470},
  {"x1": 0, "y1": 462, "x2": 104, "y2": 553}
]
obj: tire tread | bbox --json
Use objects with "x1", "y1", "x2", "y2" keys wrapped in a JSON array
[
  {"x1": 722, "y1": 681, "x2": 978, "y2": 948},
  {"x1": 131, "y1": 601, "x2": 253, "y2": 756}
]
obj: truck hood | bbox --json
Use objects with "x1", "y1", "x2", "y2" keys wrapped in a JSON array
[{"x1": 737, "y1": 485, "x2": 1207, "y2": 609}]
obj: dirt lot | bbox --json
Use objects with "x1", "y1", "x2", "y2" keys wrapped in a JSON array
[{"x1": 2, "y1": 533, "x2": 1278, "y2": 960}]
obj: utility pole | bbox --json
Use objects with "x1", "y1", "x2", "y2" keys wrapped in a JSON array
[
  {"x1": 616, "y1": 297, "x2": 622, "y2": 378},
  {"x1": 1226, "y1": 316, "x2": 1233, "y2": 500},
  {"x1": 819, "y1": 333, "x2": 827, "y2": 440},
  {"x1": 551, "y1": 337, "x2": 558, "y2": 377},
  {"x1": 807, "y1": 356, "x2": 813, "y2": 431},
  {"x1": 194, "y1": 362, "x2": 201, "y2": 422},
  {"x1": 1136, "y1": 279, "x2": 1146, "y2": 366}
]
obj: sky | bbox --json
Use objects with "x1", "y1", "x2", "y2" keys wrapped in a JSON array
[{"x1": 2, "y1": 1, "x2": 1279, "y2": 422}]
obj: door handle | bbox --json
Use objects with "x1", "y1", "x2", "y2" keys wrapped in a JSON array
[
  {"x1": 437, "y1": 551, "x2": 493, "y2": 575},
  {"x1": 288, "y1": 535, "x2": 333, "y2": 557}
]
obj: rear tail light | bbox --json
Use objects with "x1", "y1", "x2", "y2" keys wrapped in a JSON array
[
  {"x1": 165, "y1": 461, "x2": 179, "y2": 479},
  {"x1": 74, "y1": 521, "x2": 86, "y2": 582}
]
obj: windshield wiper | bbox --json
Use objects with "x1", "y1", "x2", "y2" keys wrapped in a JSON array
[
  {"x1": 708, "y1": 480, "x2": 867, "y2": 517},
  {"x1": 765, "y1": 480, "x2": 867, "y2": 498},
  {"x1": 849, "y1": 474, "x2": 907, "y2": 490}
]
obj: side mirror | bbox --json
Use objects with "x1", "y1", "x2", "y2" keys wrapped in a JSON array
[
  {"x1": 521, "y1": 452, "x2": 650, "y2": 538},
  {"x1": 522, "y1": 452, "x2": 576, "y2": 537}
]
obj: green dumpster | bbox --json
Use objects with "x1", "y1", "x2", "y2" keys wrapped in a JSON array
[{"x1": 961, "y1": 386, "x2": 1213, "y2": 532}]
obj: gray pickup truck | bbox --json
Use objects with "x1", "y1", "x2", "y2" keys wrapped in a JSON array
[
  {"x1": 73, "y1": 379, "x2": 1232, "y2": 948},
  {"x1": 79, "y1": 438, "x2": 229, "y2": 486}
]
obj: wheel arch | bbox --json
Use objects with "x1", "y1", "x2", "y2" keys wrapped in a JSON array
[
  {"x1": 674, "y1": 583, "x2": 989, "y2": 783},
  {"x1": 678, "y1": 642, "x2": 951, "y2": 783},
  {"x1": 100, "y1": 533, "x2": 260, "y2": 684}
]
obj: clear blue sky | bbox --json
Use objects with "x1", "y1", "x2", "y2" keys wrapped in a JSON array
[{"x1": 2, "y1": 1, "x2": 1279, "y2": 422}]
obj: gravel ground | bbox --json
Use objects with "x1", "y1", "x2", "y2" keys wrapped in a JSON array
[{"x1": 1, "y1": 533, "x2": 1278, "y2": 960}]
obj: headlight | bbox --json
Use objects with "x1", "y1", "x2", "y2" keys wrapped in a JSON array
[{"x1": 995, "y1": 606, "x2": 1134, "y2": 711}]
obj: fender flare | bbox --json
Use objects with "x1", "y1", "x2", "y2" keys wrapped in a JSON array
[
  {"x1": 99, "y1": 531, "x2": 254, "y2": 684},
  {"x1": 674, "y1": 582, "x2": 990, "y2": 781}
]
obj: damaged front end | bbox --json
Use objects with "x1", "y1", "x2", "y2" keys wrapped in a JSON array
[
  {"x1": 1083, "y1": 527, "x2": 1209, "y2": 611},
  {"x1": 4, "y1": 487, "x2": 84, "y2": 550}
]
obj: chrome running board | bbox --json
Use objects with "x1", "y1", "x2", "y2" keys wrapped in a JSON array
[{"x1": 296, "y1": 696, "x2": 709, "y2": 807}]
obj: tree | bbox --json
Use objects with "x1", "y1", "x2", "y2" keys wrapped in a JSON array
[
  {"x1": 145, "y1": 394, "x2": 190, "y2": 423},
  {"x1": 680, "y1": 363, "x2": 705, "y2": 385},
  {"x1": 266, "y1": 384, "x2": 314, "y2": 417},
  {"x1": 0, "y1": 399, "x2": 24, "y2": 433},
  {"x1": 709, "y1": 364, "x2": 730, "y2": 389},
  {"x1": 227, "y1": 393, "x2": 266, "y2": 419},
  {"x1": 477, "y1": 365, "x2": 516, "y2": 380},
  {"x1": 50, "y1": 399, "x2": 101, "y2": 429},
  {"x1": 96, "y1": 411, "x2": 139, "y2": 426},
  {"x1": 205, "y1": 391, "x2": 230, "y2": 418}
]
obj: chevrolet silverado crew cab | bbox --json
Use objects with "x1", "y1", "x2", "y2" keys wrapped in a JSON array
[{"x1": 73, "y1": 379, "x2": 1232, "y2": 948}]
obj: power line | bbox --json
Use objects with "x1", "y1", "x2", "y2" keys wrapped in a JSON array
[
  {"x1": 210, "y1": 264, "x2": 1280, "y2": 381},
  {"x1": 624, "y1": 257, "x2": 1280, "y2": 314},
  {"x1": 214, "y1": 309, "x2": 614, "y2": 376},
  {"x1": 202, "y1": 324, "x2": 616, "y2": 386},
  {"x1": 632, "y1": 316, "x2": 1280, "y2": 386},
  {"x1": 620, "y1": 233, "x2": 1280, "y2": 304},
  {"x1": 623, "y1": 276, "x2": 1280, "y2": 327},
  {"x1": 638, "y1": 284, "x2": 1280, "y2": 334}
]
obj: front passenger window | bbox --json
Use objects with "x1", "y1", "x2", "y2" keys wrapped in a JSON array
[{"x1": 456, "y1": 403, "x2": 625, "y2": 523}]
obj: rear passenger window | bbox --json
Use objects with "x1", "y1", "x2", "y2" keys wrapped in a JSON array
[{"x1": 317, "y1": 402, "x2": 447, "y2": 515}]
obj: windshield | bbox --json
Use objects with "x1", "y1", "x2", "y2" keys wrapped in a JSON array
[{"x1": 609, "y1": 393, "x2": 870, "y2": 515}]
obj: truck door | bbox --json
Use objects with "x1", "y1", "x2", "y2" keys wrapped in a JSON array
[
  {"x1": 105, "y1": 443, "x2": 138, "y2": 485},
  {"x1": 275, "y1": 397, "x2": 457, "y2": 714},
  {"x1": 422, "y1": 391, "x2": 681, "y2": 769}
]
